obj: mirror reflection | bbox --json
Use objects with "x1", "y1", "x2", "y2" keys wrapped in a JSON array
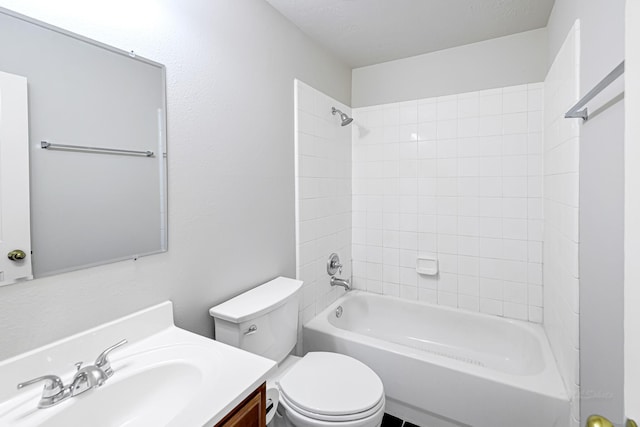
[{"x1": 0, "y1": 8, "x2": 167, "y2": 284}]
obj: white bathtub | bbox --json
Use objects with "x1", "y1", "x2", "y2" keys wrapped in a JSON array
[{"x1": 303, "y1": 292, "x2": 569, "y2": 427}]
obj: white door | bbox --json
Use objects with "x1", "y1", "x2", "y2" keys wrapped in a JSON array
[
  {"x1": 626, "y1": 0, "x2": 640, "y2": 423},
  {"x1": 0, "y1": 70, "x2": 32, "y2": 285}
]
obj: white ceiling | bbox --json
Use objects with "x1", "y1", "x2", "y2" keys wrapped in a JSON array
[{"x1": 265, "y1": 0, "x2": 555, "y2": 68}]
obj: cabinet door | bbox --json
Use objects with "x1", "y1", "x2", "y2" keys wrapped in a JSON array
[{"x1": 217, "y1": 383, "x2": 266, "y2": 427}]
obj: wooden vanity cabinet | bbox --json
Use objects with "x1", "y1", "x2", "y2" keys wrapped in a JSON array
[{"x1": 215, "y1": 382, "x2": 266, "y2": 427}]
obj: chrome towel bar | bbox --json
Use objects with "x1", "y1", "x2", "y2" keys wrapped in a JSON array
[{"x1": 41, "y1": 141, "x2": 154, "y2": 157}]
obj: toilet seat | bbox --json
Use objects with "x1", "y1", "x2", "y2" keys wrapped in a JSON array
[
  {"x1": 277, "y1": 352, "x2": 385, "y2": 422},
  {"x1": 279, "y1": 392, "x2": 385, "y2": 422}
]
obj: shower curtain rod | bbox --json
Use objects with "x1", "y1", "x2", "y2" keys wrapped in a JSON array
[{"x1": 565, "y1": 60, "x2": 625, "y2": 121}]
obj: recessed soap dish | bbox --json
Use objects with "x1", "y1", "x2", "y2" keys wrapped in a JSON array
[{"x1": 416, "y1": 257, "x2": 438, "y2": 276}]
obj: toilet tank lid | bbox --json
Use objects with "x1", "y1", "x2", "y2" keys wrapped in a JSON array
[{"x1": 209, "y1": 276, "x2": 303, "y2": 323}]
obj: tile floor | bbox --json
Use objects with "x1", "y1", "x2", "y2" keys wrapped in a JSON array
[{"x1": 382, "y1": 413, "x2": 420, "y2": 427}]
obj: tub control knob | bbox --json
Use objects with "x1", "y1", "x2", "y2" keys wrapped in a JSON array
[{"x1": 327, "y1": 253, "x2": 343, "y2": 275}]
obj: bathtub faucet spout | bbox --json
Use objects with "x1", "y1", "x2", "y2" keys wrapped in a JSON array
[{"x1": 330, "y1": 276, "x2": 351, "y2": 291}]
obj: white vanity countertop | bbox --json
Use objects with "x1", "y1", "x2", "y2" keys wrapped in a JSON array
[{"x1": 0, "y1": 302, "x2": 277, "y2": 427}]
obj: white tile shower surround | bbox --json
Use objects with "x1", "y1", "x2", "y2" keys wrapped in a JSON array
[
  {"x1": 351, "y1": 84, "x2": 544, "y2": 323},
  {"x1": 543, "y1": 21, "x2": 581, "y2": 427},
  {"x1": 294, "y1": 80, "x2": 352, "y2": 333}
]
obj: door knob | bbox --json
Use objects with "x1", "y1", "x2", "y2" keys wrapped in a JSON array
[
  {"x1": 586, "y1": 415, "x2": 638, "y2": 427},
  {"x1": 587, "y1": 415, "x2": 614, "y2": 427},
  {"x1": 7, "y1": 249, "x2": 26, "y2": 261}
]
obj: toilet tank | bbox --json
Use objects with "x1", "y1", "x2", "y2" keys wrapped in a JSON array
[{"x1": 209, "y1": 276, "x2": 303, "y2": 364}]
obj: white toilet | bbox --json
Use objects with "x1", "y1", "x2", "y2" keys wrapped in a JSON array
[{"x1": 209, "y1": 276, "x2": 385, "y2": 427}]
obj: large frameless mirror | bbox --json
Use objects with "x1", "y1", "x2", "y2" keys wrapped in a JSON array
[{"x1": 0, "y1": 7, "x2": 167, "y2": 284}]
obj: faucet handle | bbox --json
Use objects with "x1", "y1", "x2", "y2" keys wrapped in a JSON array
[
  {"x1": 17, "y1": 374, "x2": 70, "y2": 408},
  {"x1": 336, "y1": 263, "x2": 343, "y2": 274},
  {"x1": 327, "y1": 253, "x2": 343, "y2": 275},
  {"x1": 17, "y1": 375, "x2": 65, "y2": 399},
  {"x1": 18, "y1": 375, "x2": 69, "y2": 408},
  {"x1": 95, "y1": 339, "x2": 127, "y2": 377}
]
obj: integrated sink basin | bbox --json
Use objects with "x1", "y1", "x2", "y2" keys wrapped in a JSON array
[
  {"x1": 0, "y1": 302, "x2": 276, "y2": 427},
  {"x1": 47, "y1": 363, "x2": 199, "y2": 427}
]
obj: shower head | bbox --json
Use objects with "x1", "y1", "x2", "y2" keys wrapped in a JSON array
[{"x1": 332, "y1": 107, "x2": 353, "y2": 126}]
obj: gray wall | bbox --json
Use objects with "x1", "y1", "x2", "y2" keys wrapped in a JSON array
[
  {"x1": 547, "y1": 0, "x2": 626, "y2": 423},
  {"x1": 0, "y1": 0, "x2": 351, "y2": 360},
  {"x1": 351, "y1": 28, "x2": 548, "y2": 107}
]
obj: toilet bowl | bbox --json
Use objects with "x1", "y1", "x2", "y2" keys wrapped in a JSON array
[
  {"x1": 275, "y1": 352, "x2": 384, "y2": 427},
  {"x1": 209, "y1": 277, "x2": 385, "y2": 427}
]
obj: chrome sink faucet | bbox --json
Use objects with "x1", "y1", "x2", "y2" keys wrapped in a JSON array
[
  {"x1": 16, "y1": 339, "x2": 127, "y2": 408},
  {"x1": 70, "y1": 362, "x2": 109, "y2": 395}
]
